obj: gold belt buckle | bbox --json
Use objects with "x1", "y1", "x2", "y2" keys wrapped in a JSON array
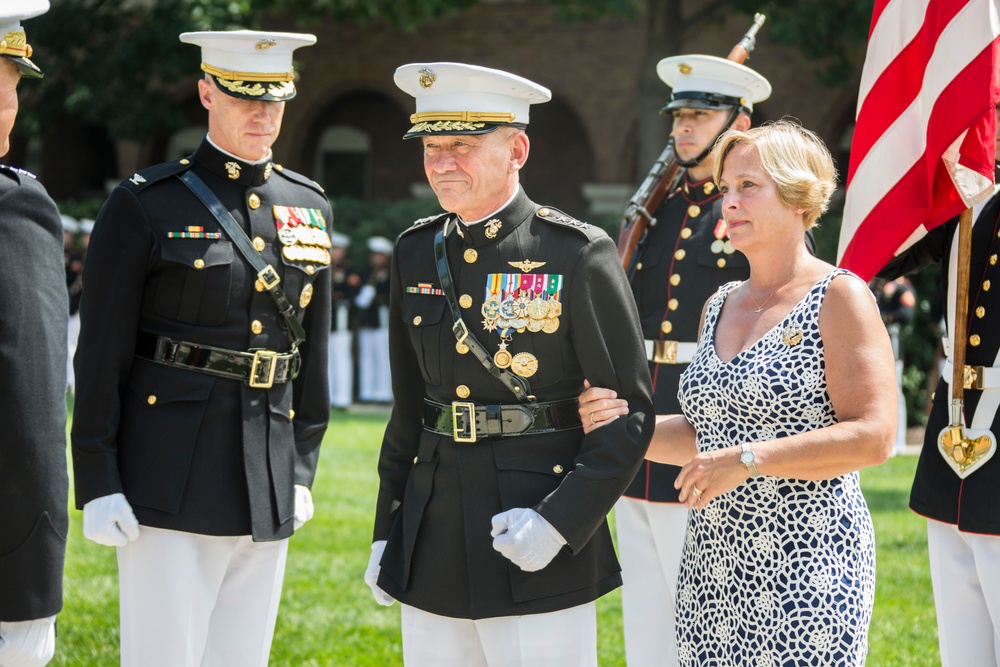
[
  {"x1": 964, "y1": 365, "x2": 986, "y2": 391},
  {"x1": 257, "y1": 265, "x2": 281, "y2": 290},
  {"x1": 249, "y1": 350, "x2": 278, "y2": 388},
  {"x1": 652, "y1": 340, "x2": 679, "y2": 364},
  {"x1": 452, "y1": 401, "x2": 477, "y2": 442}
]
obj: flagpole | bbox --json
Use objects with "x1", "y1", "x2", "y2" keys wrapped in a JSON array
[{"x1": 947, "y1": 209, "x2": 973, "y2": 442}]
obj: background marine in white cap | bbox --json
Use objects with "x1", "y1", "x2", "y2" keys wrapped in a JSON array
[
  {"x1": 365, "y1": 62, "x2": 654, "y2": 666},
  {"x1": 0, "y1": 1, "x2": 69, "y2": 665},
  {"x1": 70, "y1": 28, "x2": 331, "y2": 667}
]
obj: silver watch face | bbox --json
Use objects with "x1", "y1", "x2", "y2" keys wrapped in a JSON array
[{"x1": 741, "y1": 449, "x2": 754, "y2": 464}]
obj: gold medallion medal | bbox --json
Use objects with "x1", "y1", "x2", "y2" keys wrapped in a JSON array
[
  {"x1": 511, "y1": 352, "x2": 539, "y2": 377},
  {"x1": 723, "y1": 240, "x2": 735, "y2": 255},
  {"x1": 527, "y1": 319, "x2": 544, "y2": 332},
  {"x1": 542, "y1": 318, "x2": 560, "y2": 334},
  {"x1": 494, "y1": 347, "x2": 513, "y2": 368},
  {"x1": 710, "y1": 239, "x2": 724, "y2": 254},
  {"x1": 526, "y1": 297, "x2": 550, "y2": 319}
]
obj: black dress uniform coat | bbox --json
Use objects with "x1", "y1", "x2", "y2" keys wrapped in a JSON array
[
  {"x1": 0, "y1": 166, "x2": 69, "y2": 621},
  {"x1": 881, "y1": 190, "x2": 1000, "y2": 535},
  {"x1": 374, "y1": 188, "x2": 654, "y2": 619},
  {"x1": 624, "y1": 174, "x2": 750, "y2": 502},
  {"x1": 72, "y1": 139, "x2": 331, "y2": 541}
]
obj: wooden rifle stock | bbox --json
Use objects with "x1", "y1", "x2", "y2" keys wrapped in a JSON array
[{"x1": 617, "y1": 12, "x2": 767, "y2": 275}]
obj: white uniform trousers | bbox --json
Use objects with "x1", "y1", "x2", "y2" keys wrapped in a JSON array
[
  {"x1": 615, "y1": 497, "x2": 688, "y2": 667},
  {"x1": 66, "y1": 312, "x2": 80, "y2": 394},
  {"x1": 327, "y1": 330, "x2": 353, "y2": 408},
  {"x1": 400, "y1": 602, "x2": 597, "y2": 667},
  {"x1": 117, "y1": 526, "x2": 288, "y2": 667},
  {"x1": 357, "y1": 326, "x2": 392, "y2": 402},
  {"x1": 928, "y1": 519, "x2": 1000, "y2": 666},
  {"x1": 0, "y1": 616, "x2": 56, "y2": 667}
]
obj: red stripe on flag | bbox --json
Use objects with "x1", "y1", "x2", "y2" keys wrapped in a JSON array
[{"x1": 838, "y1": 0, "x2": 1000, "y2": 281}]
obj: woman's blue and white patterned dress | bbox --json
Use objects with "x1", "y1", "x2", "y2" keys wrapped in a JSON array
[{"x1": 675, "y1": 270, "x2": 876, "y2": 666}]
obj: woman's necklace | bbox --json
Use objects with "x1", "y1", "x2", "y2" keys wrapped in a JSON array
[{"x1": 747, "y1": 269, "x2": 796, "y2": 313}]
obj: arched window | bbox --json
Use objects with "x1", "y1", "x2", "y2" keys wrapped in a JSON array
[{"x1": 315, "y1": 125, "x2": 371, "y2": 199}]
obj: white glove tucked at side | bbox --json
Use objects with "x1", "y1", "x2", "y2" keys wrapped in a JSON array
[
  {"x1": 82, "y1": 492, "x2": 140, "y2": 547},
  {"x1": 364, "y1": 540, "x2": 395, "y2": 606},
  {"x1": 490, "y1": 507, "x2": 567, "y2": 572},
  {"x1": 293, "y1": 485, "x2": 314, "y2": 530},
  {"x1": 0, "y1": 616, "x2": 56, "y2": 667}
]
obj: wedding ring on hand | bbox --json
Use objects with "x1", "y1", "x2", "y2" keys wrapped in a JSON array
[
  {"x1": 692, "y1": 485, "x2": 703, "y2": 497},
  {"x1": 590, "y1": 413, "x2": 597, "y2": 425}
]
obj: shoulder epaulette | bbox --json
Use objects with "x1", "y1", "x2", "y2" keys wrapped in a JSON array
[
  {"x1": 535, "y1": 206, "x2": 601, "y2": 239},
  {"x1": 271, "y1": 164, "x2": 327, "y2": 197},
  {"x1": 0, "y1": 164, "x2": 38, "y2": 181},
  {"x1": 122, "y1": 159, "x2": 191, "y2": 193},
  {"x1": 399, "y1": 211, "x2": 450, "y2": 238}
]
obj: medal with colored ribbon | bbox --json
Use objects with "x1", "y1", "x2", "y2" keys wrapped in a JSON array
[{"x1": 480, "y1": 272, "x2": 563, "y2": 377}]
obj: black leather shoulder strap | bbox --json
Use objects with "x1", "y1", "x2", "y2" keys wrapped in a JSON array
[{"x1": 178, "y1": 170, "x2": 307, "y2": 347}]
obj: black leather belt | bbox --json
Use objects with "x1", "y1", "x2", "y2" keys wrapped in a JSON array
[
  {"x1": 135, "y1": 332, "x2": 300, "y2": 388},
  {"x1": 423, "y1": 398, "x2": 582, "y2": 443}
]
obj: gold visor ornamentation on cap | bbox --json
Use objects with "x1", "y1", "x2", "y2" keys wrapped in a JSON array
[
  {"x1": 216, "y1": 78, "x2": 267, "y2": 97},
  {"x1": 409, "y1": 111, "x2": 517, "y2": 124},
  {"x1": 408, "y1": 120, "x2": 487, "y2": 134},
  {"x1": 419, "y1": 67, "x2": 436, "y2": 88},
  {"x1": 201, "y1": 63, "x2": 295, "y2": 82},
  {"x1": 256, "y1": 39, "x2": 276, "y2": 50}
]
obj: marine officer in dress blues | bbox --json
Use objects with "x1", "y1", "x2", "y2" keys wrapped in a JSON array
[
  {"x1": 0, "y1": 3, "x2": 68, "y2": 665},
  {"x1": 363, "y1": 62, "x2": 654, "y2": 666},
  {"x1": 328, "y1": 230, "x2": 361, "y2": 408},
  {"x1": 617, "y1": 55, "x2": 771, "y2": 667},
  {"x1": 71, "y1": 30, "x2": 331, "y2": 667}
]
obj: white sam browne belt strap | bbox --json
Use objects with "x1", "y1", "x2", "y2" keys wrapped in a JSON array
[{"x1": 644, "y1": 340, "x2": 697, "y2": 364}]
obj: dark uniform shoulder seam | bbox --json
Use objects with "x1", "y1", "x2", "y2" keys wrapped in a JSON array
[
  {"x1": 122, "y1": 159, "x2": 192, "y2": 193},
  {"x1": 399, "y1": 211, "x2": 450, "y2": 238},
  {"x1": 272, "y1": 165, "x2": 327, "y2": 196}
]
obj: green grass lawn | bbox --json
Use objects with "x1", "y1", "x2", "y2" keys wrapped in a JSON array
[{"x1": 56, "y1": 409, "x2": 938, "y2": 665}]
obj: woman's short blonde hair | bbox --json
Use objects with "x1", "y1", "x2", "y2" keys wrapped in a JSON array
[{"x1": 711, "y1": 119, "x2": 838, "y2": 229}]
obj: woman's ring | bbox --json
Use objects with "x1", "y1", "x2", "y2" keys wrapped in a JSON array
[
  {"x1": 692, "y1": 485, "x2": 703, "y2": 496},
  {"x1": 590, "y1": 413, "x2": 597, "y2": 425}
]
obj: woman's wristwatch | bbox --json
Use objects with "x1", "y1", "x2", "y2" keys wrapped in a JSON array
[{"x1": 741, "y1": 443, "x2": 760, "y2": 478}]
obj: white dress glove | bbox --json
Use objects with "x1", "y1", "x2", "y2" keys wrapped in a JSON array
[
  {"x1": 82, "y1": 493, "x2": 140, "y2": 547},
  {"x1": 354, "y1": 284, "x2": 376, "y2": 309},
  {"x1": 293, "y1": 485, "x2": 314, "y2": 530},
  {"x1": 0, "y1": 616, "x2": 56, "y2": 667},
  {"x1": 490, "y1": 507, "x2": 567, "y2": 572},
  {"x1": 364, "y1": 540, "x2": 395, "y2": 606}
]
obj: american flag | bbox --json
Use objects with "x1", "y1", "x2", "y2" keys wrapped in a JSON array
[{"x1": 837, "y1": 0, "x2": 1000, "y2": 281}]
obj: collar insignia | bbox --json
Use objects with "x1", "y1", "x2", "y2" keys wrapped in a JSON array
[
  {"x1": 484, "y1": 219, "x2": 502, "y2": 239},
  {"x1": 225, "y1": 161, "x2": 242, "y2": 180}
]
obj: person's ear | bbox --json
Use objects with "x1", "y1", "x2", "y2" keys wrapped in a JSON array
[{"x1": 198, "y1": 78, "x2": 214, "y2": 111}]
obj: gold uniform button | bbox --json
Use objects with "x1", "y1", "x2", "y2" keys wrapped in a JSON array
[
  {"x1": 717, "y1": 258, "x2": 727, "y2": 268},
  {"x1": 275, "y1": 164, "x2": 283, "y2": 172},
  {"x1": 661, "y1": 320, "x2": 673, "y2": 334},
  {"x1": 252, "y1": 236, "x2": 266, "y2": 252},
  {"x1": 413, "y1": 456, "x2": 418, "y2": 464},
  {"x1": 670, "y1": 274, "x2": 681, "y2": 286},
  {"x1": 552, "y1": 464, "x2": 564, "y2": 474},
  {"x1": 687, "y1": 204, "x2": 701, "y2": 218},
  {"x1": 675, "y1": 249, "x2": 686, "y2": 261},
  {"x1": 255, "y1": 279, "x2": 265, "y2": 292},
  {"x1": 251, "y1": 320, "x2": 263, "y2": 334},
  {"x1": 538, "y1": 207, "x2": 550, "y2": 217},
  {"x1": 147, "y1": 395, "x2": 157, "y2": 405},
  {"x1": 413, "y1": 315, "x2": 423, "y2": 326},
  {"x1": 456, "y1": 385, "x2": 471, "y2": 399},
  {"x1": 459, "y1": 294, "x2": 473, "y2": 309},
  {"x1": 992, "y1": 254, "x2": 998, "y2": 266},
  {"x1": 248, "y1": 193, "x2": 261, "y2": 209},
  {"x1": 971, "y1": 334, "x2": 982, "y2": 347},
  {"x1": 703, "y1": 182, "x2": 715, "y2": 195},
  {"x1": 179, "y1": 158, "x2": 190, "y2": 165},
  {"x1": 289, "y1": 409, "x2": 295, "y2": 420},
  {"x1": 464, "y1": 248, "x2": 478, "y2": 264},
  {"x1": 668, "y1": 298, "x2": 679, "y2": 311},
  {"x1": 636, "y1": 262, "x2": 643, "y2": 271},
  {"x1": 456, "y1": 342, "x2": 470, "y2": 354},
  {"x1": 984, "y1": 280, "x2": 992, "y2": 292},
  {"x1": 977, "y1": 306, "x2": 986, "y2": 318},
  {"x1": 306, "y1": 265, "x2": 315, "y2": 275},
  {"x1": 681, "y1": 228, "x2": 693, "y2": 239},
  {"x1": 193, "y1": 258, "x2": 205, "y2": 269}
]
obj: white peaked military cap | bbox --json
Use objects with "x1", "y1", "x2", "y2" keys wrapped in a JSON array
[
  {"x1": 657, "y1": 54, "x2": 771, "y2": 114},
  {"x1": 78, "y1": 218, "x2": 95, "y2": 234},
  {"x1": 329, "y1": 231, "x2": 351, "y2": 248},
  {"x1": 60, "y1": 214, "x2": 78, "y2": 233},
  {"x1": 367, "y1": 236, "x2": 393, "y2": 255},
  {"x1": 179, "y1": 30, "x2": 317, "y2": 102},
  {"x1": 395, "y1": 62, "x2": 551, "y2": 139},
  {"x1": 0, "y1": 0, "x2": 49, "y2": 78}
]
